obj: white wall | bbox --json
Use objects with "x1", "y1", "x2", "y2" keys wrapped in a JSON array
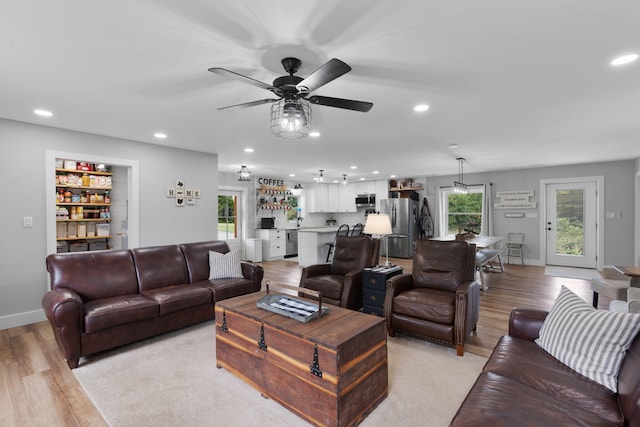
[
  {"x1": 0, "y1": 118, "x2": 218, "y2": 329},
  {"x1": 421, "y1": 160, "x2": 636, "y2": 266}
]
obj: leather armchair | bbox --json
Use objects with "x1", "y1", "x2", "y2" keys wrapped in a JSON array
[
  {"x1": 384, "y1": 239, "x2": 479, "y2": 356},
  {"x1": 299, "y1": 235, "x2": 380, "y2": 310}
]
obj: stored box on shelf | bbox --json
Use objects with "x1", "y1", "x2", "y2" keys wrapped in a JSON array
[
  {"x1": 56, "y1": 241, "x2": 69, "y2": 253},
  {"x1": 89, "y1": 241, "x2": 108, "y2": 251},
  {"x1": 69, "y1": 242, "x2": 88, "y2": 252},
  {"x1": 96, "y1": 224, "x2": 110, "y2": 236}
]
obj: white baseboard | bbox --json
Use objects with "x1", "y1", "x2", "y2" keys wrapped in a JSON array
[{"x1": 0, "y1": 309, "x2": 47, "y2": 331}]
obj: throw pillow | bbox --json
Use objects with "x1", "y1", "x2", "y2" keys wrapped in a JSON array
[
  {"x1": 535, "y1": 285, "x2": 640, "y2": 392},
  {"x1": 208, "y1": 249, "x2": 243, "y2": 280}
]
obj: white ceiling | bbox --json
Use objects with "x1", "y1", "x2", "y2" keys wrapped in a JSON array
[{"x1": 2, "y1": 1, "x2": 639, "y2": 183}]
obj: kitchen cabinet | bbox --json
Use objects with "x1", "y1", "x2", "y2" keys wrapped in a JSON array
[
  {"x1": 256, "y1": 229, "x2": 285, "y2": 260},
  {"x1": 356, "y1": 181, "x2": 376, "y2": 195},
  {"x1": 307, "y1": 183, "x2": 355, "y2": 213},
  {"x1": 307, "y1": 183, "x2": 329, "y2": 213},
  {"x1": 55, "y1": 159, "x2": 112, "y2": 252},
  {"x1": 337, "y1": 184, "x2": 356, "y2": 212}
]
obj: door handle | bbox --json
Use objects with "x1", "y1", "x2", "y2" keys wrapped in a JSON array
[{"x1": 547, "y1": 227, "x2": 552, "y2": 231}]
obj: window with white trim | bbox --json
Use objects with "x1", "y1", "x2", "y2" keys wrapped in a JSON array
[{"x1": 438, "y1": 185, "x2": 484, "y2": 236}]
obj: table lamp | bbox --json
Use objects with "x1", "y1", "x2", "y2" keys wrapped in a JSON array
[{"x1": 364, "y1": 213, "x2": 393, "y2": 267}]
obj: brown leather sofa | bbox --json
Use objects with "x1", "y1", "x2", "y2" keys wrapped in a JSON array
[
  {"x1": 450, "y1": 308, "x2": 640, "y2": 426},
  {"x1": 42, "y1": 241, "x2": 263, "y2": 369}
]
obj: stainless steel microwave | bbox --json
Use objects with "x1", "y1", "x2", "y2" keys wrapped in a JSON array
[{"x1": 355, "y1": 194, "x2": 375, "y2": 207}]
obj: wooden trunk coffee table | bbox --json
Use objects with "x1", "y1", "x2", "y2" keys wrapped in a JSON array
[{"x1": 215, "y1": 290, "x2": 388, "y2": 427}]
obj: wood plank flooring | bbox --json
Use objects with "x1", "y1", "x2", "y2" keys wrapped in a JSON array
[{"x1": 1, "y1": 259, "x2": 605, "y2": 426}]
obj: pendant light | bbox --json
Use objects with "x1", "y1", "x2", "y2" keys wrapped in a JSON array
[
  {"x1": 237, "y1": 165, "x2": 251, "y2": 181},
  {"x1": 315, "y1": 169, "x2": 324, "y2": 182},
  {"x1": 342, "y1": 174, "x2": 348, "y2": 186},
  {"x1": 454, "y1": 157, "x2": 468, "y2": 194}
]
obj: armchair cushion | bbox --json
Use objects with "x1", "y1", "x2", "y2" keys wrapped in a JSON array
[
  {"x1": 536, "y1": 286, "x2": 640, "y2": 392},
  {"x1": 304, "y1": 275, "x2": 346, "y2": 301},
  {"x1": 412, "y1": 240, "x2": 474, "y2": 291},
  {"x1": 392, "y1": 288, "x2": 456, "y2": 324},
  {"x1": 331, "y1": 236, "x2": 376, "y2": 275}
]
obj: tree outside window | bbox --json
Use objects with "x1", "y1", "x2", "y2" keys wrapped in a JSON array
[
  {"x1": 439, "y1": 187, "x2": 484, "y2": 235},
  {"x1": 218, "y1": 195, "x2": 237, "y2": 240}
]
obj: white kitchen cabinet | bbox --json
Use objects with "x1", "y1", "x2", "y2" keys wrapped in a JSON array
[
  {"x1": 337, "y1": 184, "x2": 357, "y2": 212},
  {"x1": 355, "y1": 181, "x2": 376, "y2": 195},
  {"x1": 256, "y1": 229, "x2": 285, "y2": 260},
  {"x1": 327, "y1": 184, "x2": 339, "y2": 212},
  {"x1": 375, "y1": 179, "x2": 389, "y2": 212},
  {"x1": 307, "y1": 183, "x2": 330, "y2": 213}
]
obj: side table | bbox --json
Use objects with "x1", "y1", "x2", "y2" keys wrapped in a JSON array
[{"x1": 362, "y1": 266, "x2": 403, "y2": 316}]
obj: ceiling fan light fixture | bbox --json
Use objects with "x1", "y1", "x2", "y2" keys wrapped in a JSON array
[
  {"x1": 237, "y1": 165, "x2": 252, "y2": 181},
  {"x1": 270, "y1": 98, "x2": 311, "y2": 138}
]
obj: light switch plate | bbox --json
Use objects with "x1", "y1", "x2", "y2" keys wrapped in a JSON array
[{"x1": 23, "y1": 216, "x2": 33, "y2": 228}]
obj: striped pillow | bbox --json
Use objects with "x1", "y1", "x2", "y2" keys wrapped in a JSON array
[
  {"x1": 535, "y1": 285, "x2": 640, "y2": 392},
  {"x1": 208, "y1": 249, "x2": 243, "y2": 280}
]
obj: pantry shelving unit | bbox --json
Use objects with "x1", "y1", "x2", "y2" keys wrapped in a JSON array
[{"x1": 55, "y1": 162, "x2": 113, "y2": 252}]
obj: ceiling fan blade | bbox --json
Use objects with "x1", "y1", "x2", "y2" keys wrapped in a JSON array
[
  {"x1": 218, "y1": 99, "x2": 278, "y2": 111},
  {"x1": 296, "y1": 58, "x2": 351, "y2": 94},
  {"x1": 208, "y1": 67, "x2": 282, "y2": 95},
  {"x1": 308, "y1": 95, "x2": 373, "y2": 112}
]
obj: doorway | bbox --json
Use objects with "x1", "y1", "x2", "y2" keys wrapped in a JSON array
[
  {"x1": 218, "y1": 189, "x2": 246, "y2": 254},
  {"x1": 543, "y1": 179, "x2": 600, "y2": 268}
]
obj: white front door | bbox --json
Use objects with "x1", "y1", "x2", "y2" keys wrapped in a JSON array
[{"x1": 545, "y1": 181, "x2": 597, "y2": 268}]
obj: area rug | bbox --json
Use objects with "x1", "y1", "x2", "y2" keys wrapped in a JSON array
[
  {"x1": 544, "y1": 265, "x2": 599, "y2": 280},
  {"x1": 73, "y1": 321, "x2": 487, "y2": 427}
]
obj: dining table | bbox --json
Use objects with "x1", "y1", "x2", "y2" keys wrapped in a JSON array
[
  {"x1": 432, "y1": 234, "x2": 503, "y2": 249},
  {"x1": 612, "y1": 265, "x2": 640, "y2": 287}
]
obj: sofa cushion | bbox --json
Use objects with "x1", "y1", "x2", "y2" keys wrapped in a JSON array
[
  {"x1": 485, "y1": 336, "x2": 623, "y2": 424},
  {"x1": 209, "y1": 249, "x2": 243, "y2": 280},
  {"x1": 180, "y1": 241, "x2": 231, "y2": 283},
  {"x1": 131, "y1": 245, "x2": 190, "y2": 291},
  {"x1": 393, "y1": 288, "x2": 455, "y2": 324},
  {"x1": 141, "y1": 284, "x2": 212, "y2": 316},
  {"x1": 451, "y1": 371, "x2": 621, "y2": 427},
  {"x1": 46, "y1": 250, "x2": 139, "y2": 302},
  {"x1": 195, "y1": 277, "x2": 256, "y2": 302},
  {"x1": 84, "y1": 294, "x2": 159, "y2": 333},
  {"x1": 536, "y1": 286, "x2": 640, "y2": 392}
]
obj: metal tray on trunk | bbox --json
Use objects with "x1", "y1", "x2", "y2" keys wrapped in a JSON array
[{"x1": 256, "y1": 282, "x2": 328, "y2": 322}]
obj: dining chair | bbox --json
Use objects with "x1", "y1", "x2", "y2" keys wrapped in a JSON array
[{"x1": 506, "y1": 232, "x2": 525, "y2": 266}]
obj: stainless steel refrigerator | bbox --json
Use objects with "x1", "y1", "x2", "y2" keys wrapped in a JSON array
[{"x1": 380, "y1": 198, "x2": 420, "y2": 258}]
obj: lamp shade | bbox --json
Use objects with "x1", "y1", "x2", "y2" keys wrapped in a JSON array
[{"x1": 364, "y1": 214, "x2": 392, "y2": 236}]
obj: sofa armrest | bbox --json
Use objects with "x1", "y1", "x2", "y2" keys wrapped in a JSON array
[
  {"x1": 241, "y1": 261, "x2": 264, "y2": 292},
  {"x1": 41, "y1": 288, "x2": 85, "y2": 369},
  {"x1": 454, "y1": 280, "x2": 480, "y2": 347},
  {"x1": 508, "y1": 308, "x2": 548, "y2": 341}
]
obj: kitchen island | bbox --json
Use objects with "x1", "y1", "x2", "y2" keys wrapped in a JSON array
[{"x1": 298, "y1": 227, "x2": 338, "y2": 267}]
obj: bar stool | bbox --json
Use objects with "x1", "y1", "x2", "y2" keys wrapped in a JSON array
[{"x1": 325, "y1": 224, "x2": 350, "y2": 262}]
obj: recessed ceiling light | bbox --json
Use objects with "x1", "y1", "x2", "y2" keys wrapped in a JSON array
[
  {"x1": 154, "y1": 132, "x2": 167, "y2": 139},
  {"x1": 414, "y1": 104, "x2": 429, "y2": 112},
  {"x1": 289, "y1": 173, "x2": 295, "y2": 177},
  {"x1": 359, "y1": 178, "x2": 365, "y2": 181},
  {"x1": 390, "y1": 174, "x2": 396, "y2": 178},
  {"x1": 244, "y1": 148, "x2": 254, "y2": 153},
  {"x1": 611, "y1": 53, "x2": 638, "y2": 66},
  {"x1": 332, "y1": 180, "x2": 339, "y2": 184},
  {"x1": 373, "y1": 171, "x2": 379, "y2": 175},
  {"x1": 448, "y1": 143, "x2": 459, "y2": 149},
  {"x1": 34, "y1": 109, "x2": 53, "y2": 117},
  {"x1": 350, "y1": 165, "x2": 357, "y2": 170},
  {"x1": 309, "y1": 131, "x2": 320, "y2": 137}
]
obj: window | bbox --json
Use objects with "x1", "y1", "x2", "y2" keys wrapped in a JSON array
[
  {"x1": 438, "y1": 186, "x2": 484, "y2": 236},
  {"x1": 218, "y1": 194, "x2": 237, "y2": 240},
  {"x1": 286, "y1": 195, "x2": 299, "y2": 222}
]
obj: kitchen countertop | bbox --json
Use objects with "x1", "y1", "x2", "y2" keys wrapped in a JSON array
[{"x1": 298, "y1": 227, "x2": 339, "y2": 233}]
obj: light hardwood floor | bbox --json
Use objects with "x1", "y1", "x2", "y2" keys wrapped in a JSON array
[{"x1": 1, "y1": 259, "x2": 604, "y2": 426}]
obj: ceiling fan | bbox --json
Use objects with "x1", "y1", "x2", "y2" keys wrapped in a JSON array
[{"x1": 208, "y1": 57, "x2": 373, "y2": 113}]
